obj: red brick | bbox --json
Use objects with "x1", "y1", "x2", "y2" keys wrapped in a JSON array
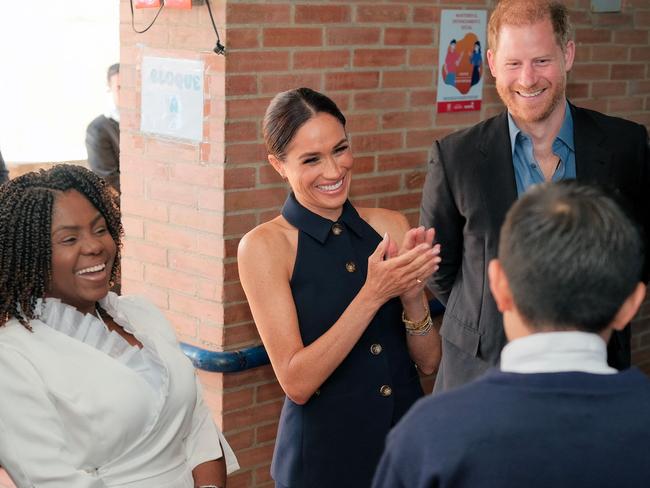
[
  {"x1": 227, "y1": 97, "x2": 273, "y2": 120},
  {"x1": 226, "y1": 142, "x2": 267, "y2": 165},
  {"x1": 434, "y1": 110, "x2": 482, "y2": 128},
  {"x1": 226, "y1": 28, "x2": 260, "y2": 49},
  {"x1": 263, "y1": 28, "x2": 322, "y2": 48},
  {"x1": 121, "y1": 173, "x2": 144, "y2": 198},
  {"x1": 349, "y1": 175, "x2": 401, "y2": 197},
  {"x1": 224, "y1": 322, "x2": 260, "y2": 345},
  {"x1": 352, "y1": 155, "x2": 375, "y2": 174},
  {"x1": 227, "y1": 470, "x2": 252, "y2": 488},
  {"x1": 608, "y1": 96, "x2": 646, "y2": 113},
  {"x1": 147, "y1": 264, "x2": 196, "y2": 294},
  {"x1": 566, "y1": 82, "x2": 590, "y2": 99},
  {"x1": 575, "y1": 28, "x2": 612, "y2": 44},
  {"x1": 351, "y1": 132, "x2": 403, "y2": 153},
  {"x1": 224, "y1": 301, "x2": 253, "y2": 323},
  {"x1": 169, "y1": 205, "x2": 223, "y2": 233},
  {"x1": 590, "y1": 45, "x2": 629, "y2": 62},
  {"x1": 406, "y1": 170, "x2": 426, "y2": 190},
  {"x1": 254, "y1": 463, "x2": 274, "y2": 484},
  {"x1": 170, "y1": 292, "x2": 224, "y2": 323},
  {"x1": 122, "y1": 239, "x2": 168, "y2": 266},
  {"x1": 635, "y1": 10, "x2": 650, "y2": 28},
  {"x1": 294, "y1": 49, "x2": 351, "y2": 69},
  {"x1": 354, "y1": 48, "x2": 407, "y2": 67},
  {"x1": 122, "y1": 257, "x2": 144, "y2": 282},
  {"x1": 197, "y1": 276, "x2": 223, "y2": 300},
  {"x1": 382, "y1": 70, "x2": 433, "y2": 88},
  {"x1": 325, "y1": 71, "x2": 379, "y2": 91},
  {"x1": 591, "y1": 81, "x2": 627, "y2": 97},
  {"x1": 223, "y1": 400, "x2": 283, "y2": 431},
  {"x1": 257, "y1": 381, "x2": 285, "y2": 403},
  {"x1": 169, "y1": 250, "x2": 223, "y2": 279},
  {"x1": 378, "y1": 151, "x2": 428, "y2": 171},
  {"x1": 198, "y1": 322, "x2": 225, "y2": 346},
  {"x1": 168, "y1": 163, "x2": 224, "y2": 188},
  {"x1": 121, "y1": 195, "x2": 168, "y2": 222},
  {"x1": 226, "y1": 74, "x2": 258, "y2": 96},
  {"x1": 413, "y1": 6, "x2": 441, "y2": 23},
  {"x1": 357, "y1": 5, "x2": 408, "y2": 23},
  {"x1": 222, "y1": 365, "x2": 277, "y2": 390},
  {"x1": 225, "y1": 237, "x2": 241, "y2": 259},
  {"x1": 227, "y1": 51, "x2": 290, "y2": 74},
  {"x1": 236, "y1": 443, "x2": 277, "y2": 470},
  {"x1": 149, "y1": 179, "x2": 197, "y2": 206},
  {"x1": 260, "y1": 73, "x2": 323, "y2": 95},
  {"x1": 611, "y1": 64, "x2": 646, "y2": 80},
  {"x1": 347, "y1": 113, "x2": 379, "y2": 133},
  {"x1": 226, "y1": 187, "x2": 287, "y2": 211},
  {"x1": 165, "y1": 310, "x2": 198, "y2": 338},
  {"x1": 631, "y1": 47, "x2": 650, "y2": 62},
  {"x1": 378, "y1": 193, "x2": 423, "y2": 211},
  {"x1": 225, "y1": 167, "x2": 257, "y2": 190},
  {"x1": 259, "y1": 164, "x2": 284, "y2": 185},
  {"x1": 382, "y1": 110, "x2": 432, "y2": 130},
  {"x1": 630, "y1": 81, "x2": 650, "y2": 95},
  {"x1": 223, "y1": 387, "x2": 255, "y2": 411},
  {"x1": 225, "y1": 121, "x2": 258, "y2": 143},
  {"x1": 122, "y1": 280, "x2": 169, "y2": 310},
  {"x1": 614, "y1": 30, "x2": 649, "y2": 45},
  {"x1": 256, "y1": 422, "x2": 279, "y2": 444},
  {"x1": 409, "y1": 89, "x2": 437, "y2": 107},
  {"x1": 224, "y1": 281, "x2": 248, "y2": 302},
  {"x1": 406, "y1": 128, "x2": 454, "y2": 148},
  {"x1": 145, "y1": 222, "x2": 197, "y2": 251},
  {"x1": 354, "y1": 91, "x2": 407, "y2": 110},
  {"x1": 409, "y1": 47, "x2": 438, "y2": 66},
  {"x1": 295, "y1": 5, "x2": 351, "y2": 24},
  {"x1": 385, "y1": 28, "x2": 434, "y2": 46},
  {"x1": 225, "y1": 428, "x2": 255, "y2": 451},
  {"x1": 326, "y1": 27, "x2": 381, "y2": 46},
  {"x1": 145, "y1": 138, "x2": 198, "y2": 163},
  {"x1": 198, "y1": 188, "x2": 224, "y2": 212},
  {"x1": 227, "y1": 4, "x2": 290, "y2": 24},
  {"x1": 570, "y1": 63, "x2": 610, "y2": 80},
  {"x1": 122, "y1": 216, "x2": 144, "y2": 239}
]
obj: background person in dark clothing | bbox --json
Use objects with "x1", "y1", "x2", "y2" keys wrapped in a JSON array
[{"x1": 85, "y1": 63, "x2": 120, "y2": 193}]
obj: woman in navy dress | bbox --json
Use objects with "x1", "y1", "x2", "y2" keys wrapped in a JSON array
[{"x1": 238, "y1": 88, "x2": 441, "y2": 488}]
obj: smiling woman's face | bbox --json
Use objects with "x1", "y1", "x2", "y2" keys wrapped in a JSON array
[
  {"x1": 270, "y1": 112, "x2": 353, "y2": 221},
  {"x1": 46, "y1": 190, "x2": 116, "y2": 314}
]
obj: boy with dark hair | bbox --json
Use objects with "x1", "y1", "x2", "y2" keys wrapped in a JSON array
[{"x1": 374, "y1": 181, "x2": 650, "y2": 488}]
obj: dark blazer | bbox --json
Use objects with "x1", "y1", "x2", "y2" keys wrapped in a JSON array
[
  {"x1": 85, "y1": 115, "x2": 120, "y2": 192},
  {"x1": 420, "y1": 103, "x2": 650, "y2": 390}
]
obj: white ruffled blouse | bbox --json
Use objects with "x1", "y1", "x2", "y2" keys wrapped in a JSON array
[{"x1": 0, "y1": 293, "x2": 238, "y2": 487}]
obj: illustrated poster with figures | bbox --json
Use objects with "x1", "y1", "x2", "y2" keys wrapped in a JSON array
[{"x1": 436, "y1": 10, "x2": 487, "y2": 113}]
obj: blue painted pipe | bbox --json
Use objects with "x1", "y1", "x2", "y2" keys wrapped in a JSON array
[
  {"x1": 180, "y1": 343, "x2": 270, "y2": 373},
  {"x1": 179, "y1": 300, "x2": 445, "y2": 373}
]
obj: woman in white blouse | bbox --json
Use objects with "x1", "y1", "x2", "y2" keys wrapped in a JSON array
[{"x1": 0, "y1": 165, "x2": 238, "y2": 487}]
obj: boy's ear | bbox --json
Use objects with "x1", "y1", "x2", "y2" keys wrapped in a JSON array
[
  {"x1": 611, "y1": 283, "x2": 646, "y2": 331},
  {"x1": 488, "y1": 259, "x2": 514, "y2": 313}
]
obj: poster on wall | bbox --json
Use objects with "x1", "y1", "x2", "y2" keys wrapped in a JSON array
[
  {"x1": 436, "y1": 10, "x2": 487, "y2": 114},
  {"x1": 140, "y1": 56, "x2": 204, "y2": 142}
]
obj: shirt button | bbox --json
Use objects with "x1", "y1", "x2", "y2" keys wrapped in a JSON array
[
  {"x1": 379, "y1": 385, "x2": 392, "y2": 397},
  {"x1": 370, "y1": 343, "x2": 383, "y2": 355},
  {"x1": 332, "y1": 223, "x2": 344, "y2": 236},
  {"x1": 345, "y1": 261, "x2": 356, "y2": 273}
]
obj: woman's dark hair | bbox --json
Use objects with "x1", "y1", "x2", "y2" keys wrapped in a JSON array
[
  {"x1": 0, "y1": 164, "x2": 123, "y2": 328},
  {"x1": 263, "y1": 87, "x2": 346, "y2": 160}
]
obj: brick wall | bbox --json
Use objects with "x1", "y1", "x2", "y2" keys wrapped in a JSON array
[{"x1": 115, "y1": 1, "x2": 650, "y2": 487}]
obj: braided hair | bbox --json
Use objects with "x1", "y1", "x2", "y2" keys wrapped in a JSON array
[{"x1": 0, "y1": 164, "x2": 123, "y2": 328}]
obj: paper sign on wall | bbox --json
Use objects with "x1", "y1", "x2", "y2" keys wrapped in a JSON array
[
  {"x1": 436, "y1": 10, "x2": 487, "y2": 114},
  {"x1": 140, "y1": 57, "x2": 204, "y2": 142}
]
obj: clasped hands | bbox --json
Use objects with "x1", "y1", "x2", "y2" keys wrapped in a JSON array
[{"x1": 365, "y1": 226, "x2": 441, "y2": 304}]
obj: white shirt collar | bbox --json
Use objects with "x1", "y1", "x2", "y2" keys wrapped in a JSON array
[{"x1": 500, "y1": 331, "x2": 616, "y2": 375}]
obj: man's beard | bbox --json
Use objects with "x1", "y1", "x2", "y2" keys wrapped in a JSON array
[{"x1": 497, "y1": 77, "x2": 566, "y2": 124}]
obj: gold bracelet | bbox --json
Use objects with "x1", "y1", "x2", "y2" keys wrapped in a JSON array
[
  {"x1": 405, "y1": 315, "x2": 432, "y2": 336},
  {"x1": 402, "y1": 303, "x2": 430, "y2": 330}
]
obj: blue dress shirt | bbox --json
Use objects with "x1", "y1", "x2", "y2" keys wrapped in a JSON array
[{"x1": 508, "y1": 100, "x2": 576, "y2": 196}]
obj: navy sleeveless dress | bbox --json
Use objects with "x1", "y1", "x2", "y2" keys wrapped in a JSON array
[{"x1": 271, "y1": 193, "x2": 423, "y2": 488}]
